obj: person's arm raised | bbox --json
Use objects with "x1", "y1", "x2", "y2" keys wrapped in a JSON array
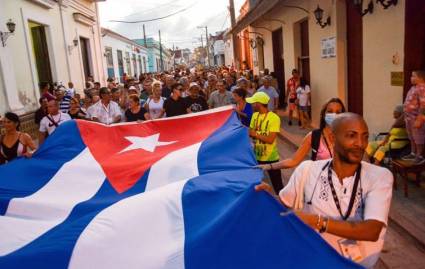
[{"x1": 261, "y1": 132, "x2": 312, "y2": 170}]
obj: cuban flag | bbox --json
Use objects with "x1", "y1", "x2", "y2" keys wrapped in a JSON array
[{"x1": 0, "y1": 107, "x2": 361, "y2": 269}]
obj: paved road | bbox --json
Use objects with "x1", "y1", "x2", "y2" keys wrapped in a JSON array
[{"x1": 275, "y1": 136, "x2": 425, "y2": 269}]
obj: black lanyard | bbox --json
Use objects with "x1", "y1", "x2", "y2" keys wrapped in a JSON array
[
  {"x1": 327, "y1": 163, "x2": 361, "y2": 221},
  {"x1": 255, "y1": 112, "x2": 269, "y2": 132}
]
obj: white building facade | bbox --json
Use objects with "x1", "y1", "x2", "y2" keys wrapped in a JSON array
[
  {"x1": 101, "y1": 28, "x2": 149, "y2": 83},
  {"x1": 0, "y1": 0, "x2": 105, "y2": 120}
]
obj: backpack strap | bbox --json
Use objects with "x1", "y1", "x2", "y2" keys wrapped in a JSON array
[{"x1": 310, "y1": 129, "x2": 322, "y2": 161}]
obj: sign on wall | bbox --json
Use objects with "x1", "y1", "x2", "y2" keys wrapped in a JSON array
[
  {"x1": 391, "y1": 72, "x2": 404, "y2": 86},
  {"x1": 321, "y1": 37, "x2": 336, "y2": 58}
]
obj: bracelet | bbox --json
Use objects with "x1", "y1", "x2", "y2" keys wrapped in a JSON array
[
  {"x1": 269, "y1": 163, "x2": 273, "y2": 170},
  {"x1": 316, "y1": 214, "x2": 322, "y2": 230},
  {"x1": 319, "y1": 217, "x2": 329, "y2": 233}
]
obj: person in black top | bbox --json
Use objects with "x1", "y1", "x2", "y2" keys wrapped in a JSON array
[
  {"x1": 125, "y1": 94, "x2": 150, "y2": 122},
  {"x1": 185, "y1": 82, "x2": 208, "y2": 113},
  {"x1": 163, "y1": 83, "x2": 187, "y2": 117},
  {"x1": 34, "y1": 97, "x2": 48, "y2": 125},
  {"x1": 161, "y1": 75, "x2": 174, "y2": 98}
]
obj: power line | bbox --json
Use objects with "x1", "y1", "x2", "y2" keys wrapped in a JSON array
[
  {"x1": 219, "y1": 13, "x2": 230, "y2": 31},
  {"x1": 119, "y1": 0, "x2": 184, "y2": 19},
  {"x1": 109, "y1": 2, "x2": 197, "y2": 23}
]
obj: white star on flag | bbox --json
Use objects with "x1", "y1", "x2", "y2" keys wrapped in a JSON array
[{"x1": 119, "y1": 134, "x2": 177, "y2": 154}]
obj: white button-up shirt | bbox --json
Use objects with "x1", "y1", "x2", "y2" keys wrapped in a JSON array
[
  {"x1": 279, "y1": 160, "x2": 393, "y2": 268},
  {"x1": 89, "y1": 100, "x2": 121, "y2": 125}
]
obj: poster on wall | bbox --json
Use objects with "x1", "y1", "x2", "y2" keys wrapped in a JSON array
[{"x1": 321, "y1": 37, "x2": 336, "y2": 58}]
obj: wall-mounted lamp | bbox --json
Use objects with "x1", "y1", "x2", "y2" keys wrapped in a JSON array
[
  {"x1": 68, "y1": 37, "x2": 78, "y2": 53},
  {"x1": 376, "y1": 0, "x2": 397, "y2": 9},
  {"x1": 0, "y1": 19, "x2": 16, "y2": 47},
  {"x1": 313, "y1": 5, "x2": 331, "y2": 28},
  {"x1": 353, "y1": 0, "x2": 374, "y2": 16}
]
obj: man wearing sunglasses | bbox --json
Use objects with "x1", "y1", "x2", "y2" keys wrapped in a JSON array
[{"x1": 163, "y1": 83, "x2": 187, "y2": 117}]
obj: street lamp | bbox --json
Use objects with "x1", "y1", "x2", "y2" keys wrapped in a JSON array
[
  {"x1": 1, "y1": 19, "x2": 16, "y2": 47},
  {"x1": 376, "y1": 0, "x2": 398, "y2": 9},
  {"x1": 313, "y1": 5, "x2": 331, "y2": 28},
  {"x1": 353, "y1": 0, "x2": 374, "y2": 16}
]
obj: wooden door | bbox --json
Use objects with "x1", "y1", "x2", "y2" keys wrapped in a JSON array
[
  {"x1": 272, "y1": 27, "x2": 285, "y2": 106},
  {"x1": 80, "y1": 37, "x2": 92, "y2": 80},
  {"x1": 403, "y1": 0, "x2": 425, "y2": 98},
  {"x1": 30, "y1": 24, "x2": 53, "y2": 86},
  {"x1": 299, "y1": 20, "x2": 310, "y2": 84},
  {"x1": 346, "y1": 0, "x2": 363, "y2": 115}
]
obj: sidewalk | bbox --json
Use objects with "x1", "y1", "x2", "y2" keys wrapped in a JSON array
[{"x1": 276, "y1": 109, "x2": 425, "y2": 268}]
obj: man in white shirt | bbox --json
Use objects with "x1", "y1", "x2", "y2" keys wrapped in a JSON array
[
  {"x1": 258, "y1": 76, "x2": 279, "y2": 111},
  {"x1": 256, "y1": 113, "x2": 393, "y2": 268},
  {"x1": 89, "y1": 87, "x2": 121, "y2": 125},
  {"x1": 39, "y1": 100, "x2": 72, "y2": 144}
]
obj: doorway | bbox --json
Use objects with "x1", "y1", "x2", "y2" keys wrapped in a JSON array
[
  {"x1": 117, "y1": 50, "x2": 124, "y2": 82},
  {"x1": 298, "y1": 20, "x2": 310, "y2": 85},
  {"x1": 346, "y1": 1, "x2": 363, "y2": 115},
  {"x1": 403, "y1": 0, "x2": 425, "y2": 98},
  {"x1": 29, "y1": 21, "x2": 53, "y2": 87},
  {"x1": 105, "y1": 47, "x2": 114, "y2": 79},
  {"x1": 79, "y1": 37, "x2": 92, "y2": 81},
  {"x1": 272, "y1": 27, "x2": 285, "y2": 107}
]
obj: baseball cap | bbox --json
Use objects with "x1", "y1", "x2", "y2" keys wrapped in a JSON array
[
  {"x1": 189, "y1": 82, "x2": 200, "y2": 89},
  {"x1": 246, "y1": 92, "x2": 270, "y2": 105}
]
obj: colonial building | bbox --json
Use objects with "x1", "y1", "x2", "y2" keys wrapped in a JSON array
[
  {"x1": 230, "y1": 0, "x2": 425, "y2": 135},
  {"x1": 0, "y1": 0, "x2": 105, "y2": 133},
  {"x1": 209, "y1": 31, "x2": 226, "y2": 67},
  {"x1": 133, "y1": 38, "x2": 171, "y2": 73},
  {"x1": 101, "y1": 28, "x2": 149, "y2": 83}
]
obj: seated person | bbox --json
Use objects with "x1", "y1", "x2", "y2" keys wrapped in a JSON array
[{"x1": 366, "y1": 105, "x2": 409, "y2": 165}]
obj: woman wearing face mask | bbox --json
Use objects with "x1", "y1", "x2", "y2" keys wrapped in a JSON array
[{"x1": 258, "y1": 98, "x2": 346, "y2": 171}]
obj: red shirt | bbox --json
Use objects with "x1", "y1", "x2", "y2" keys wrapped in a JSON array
[{"x1": 287, "y1": 77, "x2": 299, "y2": 99}]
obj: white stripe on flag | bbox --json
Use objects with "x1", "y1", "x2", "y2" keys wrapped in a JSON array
[
  {"x1": 69, "y1": 143, "x2": 201, "y2": 269},
  {"x1": 0, "y1": 148, "x2": 106, "y2": 256}
]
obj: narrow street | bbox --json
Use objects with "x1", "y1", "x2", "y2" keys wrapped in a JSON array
[{"x1": 276, "y1": 136, "x2": 425, "y2": 269}]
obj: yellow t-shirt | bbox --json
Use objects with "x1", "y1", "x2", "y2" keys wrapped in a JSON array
[{"x1": 249, "y1": 111, "x2": 281, "y2": 162}]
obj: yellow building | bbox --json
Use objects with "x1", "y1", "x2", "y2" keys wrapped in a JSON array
[{"x1": 230, "y1": 0, "x2": 423, "y2": 135}]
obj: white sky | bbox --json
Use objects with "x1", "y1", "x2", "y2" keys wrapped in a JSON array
[{"x1": 98, "y1": 0, "x2": 244, "y2": 51}]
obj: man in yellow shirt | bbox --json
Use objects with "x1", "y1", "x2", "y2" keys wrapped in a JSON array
[{"x1": 247, "y1": 92, "x2": 282, "y2": 193}]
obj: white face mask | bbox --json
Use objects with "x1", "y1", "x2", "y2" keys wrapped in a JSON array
[{"x1": 325, "y1": 113, "x2": 338, "y2": 126}]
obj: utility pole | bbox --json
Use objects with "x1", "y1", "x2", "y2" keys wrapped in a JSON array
[
  {"x1": 200, "y1": 35, "x2": 204, "y2": 65},
  {"x1": 229, "y1": 0, "x2": 239, "y2": 69},
  {"x1": 142, "y1": 24, "x2": 147, "y2": 47},
  {"x1": 173, "y1": 43, "x2": 176, "y2": 70},
  {"x1": 198, "y1": 26, "x2": 210, "y2": 67},
  {"x1": 159, "y1": 29, "x2": 164, "y2": 72}
]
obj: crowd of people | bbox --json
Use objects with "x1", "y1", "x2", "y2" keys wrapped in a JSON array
[{"x1": 0, "y1": 64, "x2": 424, "y2": 268}]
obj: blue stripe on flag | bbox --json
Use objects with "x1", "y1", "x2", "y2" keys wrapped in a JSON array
[
  {"x1": 182, "y1": 170, "x2": 363, "y2": 269},
  {"x1": 0, "y1": 121, "x2": 86, "y2": 215},
  {"x1": 197, "y1": 112, "x2": 257, "y2": 173},
  {"x1": 0, "y1": 171, "x2": 149, "y2": 268}
]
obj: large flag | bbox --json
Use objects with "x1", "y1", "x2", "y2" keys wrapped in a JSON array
[{"x1": 0, "y1": 107, "x2": 361, "y2": 269}]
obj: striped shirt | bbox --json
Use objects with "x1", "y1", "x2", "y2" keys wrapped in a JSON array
[{"x1": 59, "y1": 95, "x2": 71, "y2": 113}]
